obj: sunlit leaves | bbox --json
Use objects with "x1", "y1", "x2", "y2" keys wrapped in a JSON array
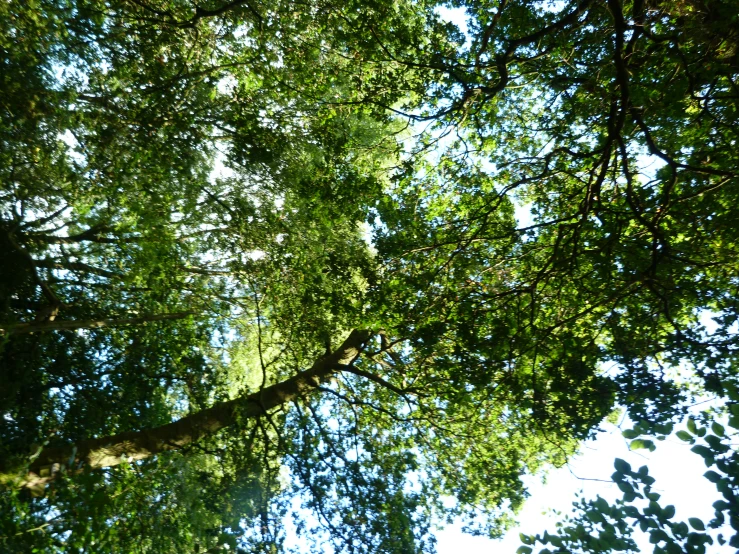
[{"x1": 2, "y1": 0, "x2": 739, "y2": 552}]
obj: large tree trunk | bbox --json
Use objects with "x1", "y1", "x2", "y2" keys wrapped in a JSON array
[
  {"x1": 12, "y1": 329, "x2": 373, "y2": 491},
  {"x1": 0, "y1": 312, "x2": 196, "y2": 334}
]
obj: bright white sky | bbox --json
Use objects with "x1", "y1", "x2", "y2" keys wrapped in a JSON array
[
  {"x1": 435, "y1": 419, "x2": 724, "y2": 553},
  {"x1": 283, "y1": 416, "x2": 726, "y2": 552}
]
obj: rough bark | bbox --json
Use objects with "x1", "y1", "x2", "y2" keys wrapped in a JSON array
[{"x1": 13, "y1": 329, "x2": 373, "y2": 491}]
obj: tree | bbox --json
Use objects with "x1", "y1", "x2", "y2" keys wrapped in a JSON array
[{"x1": 0, "y1": 0, "x2": 737, "y2": 552}]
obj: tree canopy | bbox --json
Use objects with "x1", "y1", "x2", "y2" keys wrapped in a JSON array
[{"x1": 0, "y1": 0, "x2": 737, "y2": 552}]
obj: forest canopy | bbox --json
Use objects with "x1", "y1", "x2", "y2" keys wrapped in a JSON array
[{"x1": 0, "y1": 0, "x2": 738, "y2": 552}]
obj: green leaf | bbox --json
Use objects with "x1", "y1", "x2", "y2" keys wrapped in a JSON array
[
  {"x1": 711, "y1": 422, "x2": 725, "y2": 437},
  {"x1": 704, "y1": 470, "x2": 721, "y2": 483},
  {"x1": 649, "y1": 529, "x2": 662, "y2": 544},
  {"x1": 665, "y1": 542, "x2": 682, "y2": 554},
  {"x1": 630, "y1": 439, "x2": 656, "y2": 452},
  {"x1": 688, "y1": 518, "x2": 705, "y2": 531},
  {"x1": 516, "y1": 546, "x2": 533, "y2": 554},
  {"x1": 676, "y1": 430, "x2": 694, "y2": 442},
  {"x1": 691, "y1": 445, "x2": 714, "y2": 466},
  {"x1": 687, "y1": 418, "x2": 698, "y2": 435},
  {"x1": 617, "y1": 482, "x2": 634, "y2": 495},
  {"x1": 623, "y1": 491, "x2": 637, "y2": 503},
  {"x1": 613, "y1": 458, "x2": 631, "y2": 474},
  {"x1": 713, "y1": 500, "x2": 730, "y2": 511}
]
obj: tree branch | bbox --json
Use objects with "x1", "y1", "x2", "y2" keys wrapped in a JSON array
[
  {"x1": 338, "y1": 364, "x2": 410, "y2": 397},
  {"x1": 8, "y1": 329, "x2": 373, "y2": 492},
  {"x1": 0, "y1": 312, "x2": 196, "y2": 335}
]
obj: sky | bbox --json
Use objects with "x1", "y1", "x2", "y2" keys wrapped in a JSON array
[
  {"x1": 198, "y1": 5, "x2": 732, "y2": 551},
  {"x1": 434, "y1": 417, "x2": 723, "y2": 552},
  {"x1": 18, "y1": 3, "x2": 736, "y2": 553},
  {"x1": 422, "y1": 6, "x2": 728, "y2": 551},
  {"x1": 284, "y1": 410, "x2": 728, "y2": 553}
]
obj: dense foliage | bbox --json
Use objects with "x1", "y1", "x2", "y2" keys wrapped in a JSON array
[{"x1": 0, "y1": 0, "x2": 737, "y2": 552}]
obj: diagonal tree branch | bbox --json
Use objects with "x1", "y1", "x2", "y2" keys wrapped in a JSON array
[{"x1": 8, "y1": 329, "x2": 373, "y2": 492}]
